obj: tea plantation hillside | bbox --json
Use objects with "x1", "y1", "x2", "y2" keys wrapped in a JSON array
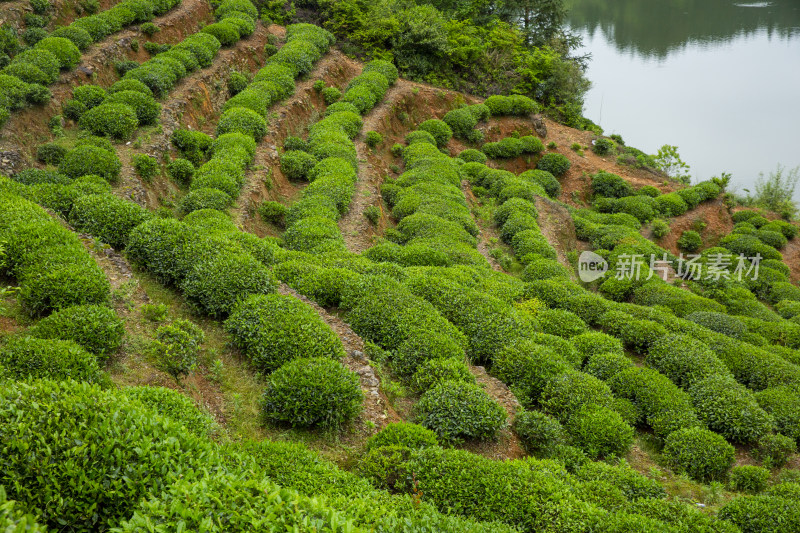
[{"x1": 1, "y1": 0, "x2": 800, "y2": 531}]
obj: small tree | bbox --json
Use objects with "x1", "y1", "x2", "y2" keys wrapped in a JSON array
[
  {"x1": 153, "y1": 319, "x2": 205, "y2": 384},
  {"x1": 753, "y1": 164, "x2": 799, "y2": 219},
  {"x1": 654, "y1": 144, "x2": 691, "y2": 184}
]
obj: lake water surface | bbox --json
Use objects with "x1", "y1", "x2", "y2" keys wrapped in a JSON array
[{"x1": 566, "y1": 0, "x2": 800, "y2": 199}]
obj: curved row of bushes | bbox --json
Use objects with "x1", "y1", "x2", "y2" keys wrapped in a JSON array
[
  {"x1": 278, "y1": 59, "x2": 396, "y2": 253},
  {"x1": 0, "y1": 0, "x2": 183, "y2": 124},
  {"x1": 0, "y1": 187, "x2": 110, "y2": 316},
  {"x1": 179, "y1": 22, "x2": 335, "y2": 214},
  {"x1": 68, "y1": 0, "x2": 258, "y2": 141}
]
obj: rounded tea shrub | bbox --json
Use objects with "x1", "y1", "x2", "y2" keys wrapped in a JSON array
[
  {"x1": 415, "y1": 381, "x2": 506, "y2": 443},
  {"x1": 225, "y1": 293, "x2": 345, "y2": 374},
  {"x1": 69, "y1": 193, "x2": 153, "y2": 249},
  {"x1": 35, "y1": 37, "x2": 81, "y2": 69},
  {"x1": 0, "y1": 380, "x2": 213, "y2": 531},
  {"x1": 78, "y1": 102, "x2": 138, "y2": 140},
  {"x1": 280, "y1": 150, "x2": 316, "y2": 181},
  {"x1": 678, "y1": 230, "x2": 702, "y2": 252},
  {"x1": 417, "y1": 119, "x2": 452, "y2": 147},
  {"x1": 28, "y1": 304, "x2": 124, "y2": 359},
  {"x1": 0, "y1": 336, "x2": 102, "y2": 383},
  {"x1": 182, "y1": 251, "x2": 276, "y2": 317},
  {"x1": 178, "y1": 188, "x2": 232, "y2": 214},
  {"x1": 216, "y1": 107, "x2": 267, "y2": 140},
  {"x1": 36, "y1": 142, "x2": 68, "y2": 165},
  {"x1": 756, "y1": 433, "x2": 796, "y2": 468},
  {"x1": 568, "y1": 404, "x2": 634, "y2": 459},
  {"x1": 105, "y1": 90, "x2": 160, "y2": 125},
  {"x1": 58, "y1": 145, "x2": 121, "y2": 182},
  {"x1": 365, "y1": 422, "x2": 439, "y2": 451},
  {"x1": 410, "y1": 357, "x2": 476, "y2": 393},
  {"x1": 262, "y1": 357, "x2": 363, "y2": 429},
  {"x1": 662, "y1": 427, "x2": 735, "y2": 482},
  {"x1": 166, "y1": 158, "x2": 194, "y2": 185},
  {"x1": 513, "y1": 410, "x2": 565, "y2": 455},
  {"x1": 729, "y1": 465, "x2": 770, "y2": 494},
  {"x1": 537, "y1": 153, "x2": 571, "y2": 176}
]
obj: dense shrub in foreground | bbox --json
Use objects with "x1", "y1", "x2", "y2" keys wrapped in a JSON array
[
  {"x1": 225, "y1": 293, "x2": 345, "y2": 374},
  {"x1": 415, "y1": 381, "x2": 506, "y2": 443},
  {"x1": 28, "y1": 304, "x2": 123, "y2": 359},
  {"x1": 410, "y1": 357, "x2": 475, "y2": 392},
  {"x1": 0, "y1": 380, "x2": 213, "y2": 531},
  {"x1": 662, "y1": 427, "x2": 735, "y2": 482},
  {"x1": 0, "y1": 336, "x2": 102, "y2": 383},
  {"x1": 262, "y1": 357, "x2": 363, "y2": 429},
  {"x1": 536, "y1": 152, "x2": 571, "y2": 176},
  {"x1": 122, "y1": 386, "x2": 218, "y2": 438}
]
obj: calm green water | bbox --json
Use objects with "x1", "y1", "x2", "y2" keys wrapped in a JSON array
[{"x1": 566, "y1": 0, "x2": 800, "y2": 199}]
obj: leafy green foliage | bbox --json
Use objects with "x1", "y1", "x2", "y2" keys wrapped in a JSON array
[
  {"x1": 411, "y1": 357, "x2": 475, "y2": 392},
  {"x1": 280, "y1": 150, "x2": 317, "y2": 180},
  {"x1": 28, "y1": 304, "x2": 123, "y2": 359},
  {"x1": 262, "y1": 357, "x2": 363, "y2": 429},
  {"x1": 536, "y1": 152, "x2": 571, "y2": 176},
  {"x1": 662, "y1": 427, "x2": 735, "y2": 482},
  {"x1": 153, "y1": 318, "x2": 205, "y2": 383},
  {"x1": 225, "y1": 293, "x2": 345, "y2": 374},
  {"x1": 0, "y1": 380, "x2": 213, "y2": 531},
  {"x1": 567, "y1": 404, "x2": 634, "y2": 459},
  {"x1": 677, "y1": 229, "x2": 702, "y2": 252},
  {"x1": 69, "y1": 193, "x2": 153, "y2": 249},
  {"x1": 513, "y1": 410, "x2": 565, "y2": 455},
  {"x1": 729, "y1": 465, "x2": 770, "y2": 494},
  {"x1": 366, "y1": 422, "x2": 439, "y2": 450},
  {"x1": 0, "y1": 335, "x2": 102, "y2": 382},
  {"x1": 123, "y1": 386, "x2": 218, "y2": 438},
  {"x1": 415, "y1": 381, "x2": 506, "y2": 443}
]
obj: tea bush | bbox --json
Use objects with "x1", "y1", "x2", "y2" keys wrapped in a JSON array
[
  {"x1": 417, "y1": 119, "x2": 452, "y2": 147},
  {"x1": 262, "y1": 357, "x2": 363, "y2": 429},
  {"x1": 126, "y1": 218, "x2": 196, "y2": 285},
  {"x1": 122, "y1": 386, "x2": 217, "y2": 438},
  {"x1": 513, "y1": 410, "x2": 565, "y2": 455},
  {"x1": 415, "y1": 381, "x2": 506, "y2": 443},
  {"x1": 59, "y1": 145, "x2": 121, "y2": 182},
  {"x1": 647, "y1": 334, "x2": 731, "y2": 388},
  {"x1": 280, "y1": 150, "x2": 316, "y2": 181},
  {"x1": 79, "y1": 102, "x2": 138, "y2": 139},
  {"x1": 182, "y1": 250, "x2": 276, "y2": 317},
  {"x1": 729, "y1": 465, "x2": 770, "y2": 494},
  {"x1": 366, "y1": 422, "x2": 439, "y2": 451},
  {"x1": 0, "y1": 380, "x2": 212, "y2": 531},
  {"x1": 216, "y1": 107, "x2": 267, "y2": 140},
  {"x1": 105, "y1": 90, "x2": 160, "y2": 125},
  {"x1": 410, "y1": 357, "x2": 475, "y2": 392},
  {"x1": 28, "y1": 304, "x2": 123, "y2": 359},
  {"x1": 719, "y1": 492, "x2": 800, "y2": 533},
  {"x1": 152, "y1": 318, "x2": 204, "y2": 382},
  {"x1": 225, "y1": 293, "x2": 345, "y2": 374},
  {"x1": 592, "y1": 171, "x2": 634, "y2": 199},
  {"x1": 536, "y1": 152, "x2": 571, "y2": 176},
  {"x1": 756, "y1": 433, "x2": 797, "y2": 468},
  {"x1": 178, "y1": 188, "x2": 232, "y2": 214},
  {"x1": 166, "y1": 157, "x2": 194, "y2": 185},
  {"x1": 677, "y1": 229, "x2": 702, "y2": 252},
  {"x1": 0, "y1": 336, "x2": 102, "y2": 382},
  {"x1": 69, "y1": 193, "x2": 153, "y2": 249},
  {"x1": 35, "y1": 142, "x2": 67, "y2": 165},
  {"x1": 584, "y1": 352, "x2": 634, "y2": 381},
  {"x1": 754, "y1": 385, "x2": 800, "y2": 441},
  {"x1": 689, "y1": 375, "x2": 775, "y2": 443},
  {"x1": 662, "y1": 427, "x2": 736, "y2": 482}
]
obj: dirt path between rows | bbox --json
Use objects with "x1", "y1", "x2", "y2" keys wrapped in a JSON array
[
  {"x1": 464, "y1": 365, "x2": 526, "y2": 460},
  {"x1": 235, "y1": 49, "x2": 362, "y2": 231},
  {"x1": 277, "y1": 283, "x2": 401, "y2": 441},
  {"x1": 461, "y1": 180, "x2": 503, "y2": 272},
  {"x1": 534, "y1": 196, "x2": 579, "y2": 277}
]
